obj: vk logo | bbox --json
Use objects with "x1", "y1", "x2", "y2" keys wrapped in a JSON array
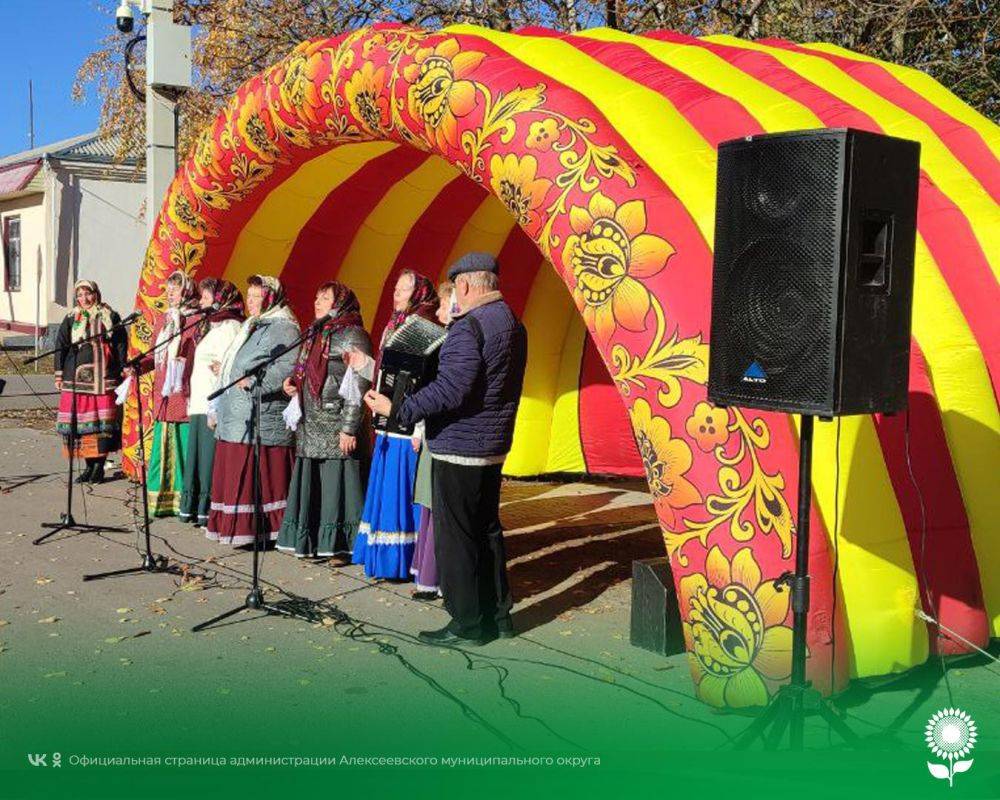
[
  {"x1": 27, "y1": 753, "x2": 47, "y2": 767},
  {"x1": 742, "y1": 361, "x2": 767, "y2": 384}
]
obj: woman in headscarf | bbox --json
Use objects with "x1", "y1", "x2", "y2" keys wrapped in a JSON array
[
  {"x1": 277, "y1": 281, "x2": 373, "y2": 559},
  {"x1": 348, "y1": 270, "x2": 439, "y2": 579},
  {"x1": 136, "y1": 269, "x2": 200, "y2": 516},
  {"x1": 206, "y1": 275, "x2": 300, "y2": 547},
  {"x1": 53, "y1": 279, "x2": 127, "y2": 484},
  {"x1": 178, "y1": 278, "x2": 245, "y2": 527},
  {"x1": 409, "y1": 278, "x2": 458, "y2": 599}
]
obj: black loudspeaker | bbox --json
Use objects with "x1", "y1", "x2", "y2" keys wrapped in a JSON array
[
  {"x1": 630, "y1": 558, "x2": 684, "y2": 657},
  {"x1": 707, "y1": 128, "x2": 920, "y2": 416}
]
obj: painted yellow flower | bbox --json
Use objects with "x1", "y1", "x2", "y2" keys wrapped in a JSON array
[
  {"x1": 629, "y1": 398, "x2": 701, "y2": 527},
  {"x1": 526, "y1": 118, "x2": 559, "y2": 152},
  {"x1": 192, "y1": 127, "x2": 226, "y2": 180},
  {"x1": 488, "y1": 153, "x2": 551, "y2": 231},
  {"x1": 404, "y1": 39, "x2": 484, "y2": 151},
  {"x1": 275, "y1": 40, "x2": 327, "y2": 124},
  {"x1": 563, "y1": 192, "x2": 675, "y2": 344},
  {"x1": 681, "y1": 546, "x2": 792, "y2": 708},
  {"x1": 166, "y1": 187, "x2": 212, "y2": 241},
  {"x1": 236, "y1": 93, "x2": 281, "y2": 161},
  {"x1": 345, "y1": 61, "x2": 390, "y2": 134}
]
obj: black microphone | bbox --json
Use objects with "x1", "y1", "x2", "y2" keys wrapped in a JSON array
[{"x1": 120, "y1": 311, "x2": 141, "y2": 325}]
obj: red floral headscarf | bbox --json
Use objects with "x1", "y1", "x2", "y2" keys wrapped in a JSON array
[
  {"x1": 197, "y1": 278, "x2": 246, "y2": 337},
  {"x1": 298, "y1": 281, "x2": 365, "y2": 401},
  {"x1": 384, "y1": 271, "x2": 439, "y2": 338}
]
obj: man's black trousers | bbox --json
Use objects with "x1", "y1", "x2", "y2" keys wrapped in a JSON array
[{"x1": 431, "y1": 459, "x2": 512, "y2": 639}]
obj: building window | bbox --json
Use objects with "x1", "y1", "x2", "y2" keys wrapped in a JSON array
[{"x1": 3, "y1": 216, "x2": 21, "y2": 292}]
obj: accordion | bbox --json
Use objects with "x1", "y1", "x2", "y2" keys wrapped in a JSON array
[{"x1": 374, "y1": 315, "x2": 448, "y2": 435}]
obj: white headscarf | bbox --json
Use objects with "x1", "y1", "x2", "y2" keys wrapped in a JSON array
[{"x1": 218, "y1": 275, "x2": 298, "y2": 384}]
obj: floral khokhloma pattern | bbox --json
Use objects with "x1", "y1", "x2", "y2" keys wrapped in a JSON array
[
  {"x1": 131, "y1": 24, "x2": 797, "y2": 710},
  {"x1": 681, "y1": 546, "x2": 793, "y2": 708}
]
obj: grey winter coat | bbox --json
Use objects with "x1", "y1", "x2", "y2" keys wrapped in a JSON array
[
  {"x1": 214, "y1": 316, "x2": 301, "y2": 447},
  {"x1": 296, "y1": 325, "x2": 373, "y2": 460}
]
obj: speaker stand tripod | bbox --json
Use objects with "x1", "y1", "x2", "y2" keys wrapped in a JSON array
[{"x1": 735, "y1": 415, "x2": 859, "y2": 750}]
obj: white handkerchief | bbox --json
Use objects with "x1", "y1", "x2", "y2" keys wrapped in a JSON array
[
  {"x1": 114, "y1": 374, "x2": 133, "y2": 406},
  {"x1": 338, "y1": 366, "x2": 363, "y2": 404},
  {"x1": 282, "y1": 394, "x2": 302, "y2": 431},
  {"x1": 162, "y1": 357, "x2": 184, "y2": 397}
]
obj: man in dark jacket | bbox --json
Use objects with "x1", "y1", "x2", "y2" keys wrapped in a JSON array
[{"x1": 364, "y1": 252, "x2": 528, "y2": 645}]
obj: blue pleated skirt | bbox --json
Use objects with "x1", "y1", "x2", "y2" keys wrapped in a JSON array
[{"x1": 352, "y1": 432, "x2": 421, "y2": 579}]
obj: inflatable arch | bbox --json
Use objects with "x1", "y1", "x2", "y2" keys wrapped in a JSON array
[{"x1": 128, "y1": 23, "x2": 1000, "y2": 708}]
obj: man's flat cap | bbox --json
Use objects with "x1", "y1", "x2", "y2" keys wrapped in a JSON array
[{"x1": 447, "y1": 251, "x2": 499, "y2": 280}]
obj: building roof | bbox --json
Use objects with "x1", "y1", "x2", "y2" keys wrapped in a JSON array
[
  {"x1": 0, "y1": 162, "x2": 42, "y2": 195},
  {"x1": 0, "y1": 131, "x2": 140, "y2": 169}
]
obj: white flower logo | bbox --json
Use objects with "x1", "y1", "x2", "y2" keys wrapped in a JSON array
[{"x1": 925, "y1": 708, "x2": 977, "y2": 786}]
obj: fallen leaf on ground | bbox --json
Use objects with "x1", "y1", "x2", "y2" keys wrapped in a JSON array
[
  {"x1": 37, "y1": 616, "x2": 58, "y2": 624},
  {"x1": 116, "y1": 607, "x2": 132, "y2": 614},
  {"x1": 35, "y1": 577, "x2": 53, "y2": 585}
]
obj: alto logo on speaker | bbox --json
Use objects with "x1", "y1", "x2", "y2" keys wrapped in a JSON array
[{"x1": 741, "y1": 361, "x2": 767, "y2": 384}]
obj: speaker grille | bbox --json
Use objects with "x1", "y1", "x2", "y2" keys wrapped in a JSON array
[{"x1": 709, "y1": 134, "x2": 845, "y2": 413}]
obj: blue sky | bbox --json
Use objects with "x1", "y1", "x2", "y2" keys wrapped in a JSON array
[{"x1": 0, "y1": 1, "x2": 116, "y2": 159}]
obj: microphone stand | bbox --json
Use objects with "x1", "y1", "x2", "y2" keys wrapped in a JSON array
[
  {"x1": 84, "y1": 305, "x2": 229, "y2": 582},
  {"x1": 192, "y1": 319, "x2": 332, "y2": 632},
  {"x1": 30, "y1": 315, "x2": 137, "y2": 545}
]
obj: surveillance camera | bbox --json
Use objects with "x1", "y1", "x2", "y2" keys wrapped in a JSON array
[{"x1": 116, "y1": 1, "x2": 134, "y2": 33}]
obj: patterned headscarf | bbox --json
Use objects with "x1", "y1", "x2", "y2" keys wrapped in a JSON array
[
  {"x1": 384, "y1": 270, "x2": 439, "y2": 338},
  {"x1": 298, "y1": 282, "x2": 365, "y2": 401},
  {"x1": 156, "y1": 270, "x2": 199, "y2": 365},
  {"x1": 196, "y1": 277, "x2": 245, "y2": 339},
  {"x1": 68, "y1": 279, "x2": 115, "y2": 344},
  {"x1": 250, "y1": 274, "x2": 287, "y2": 316},
  {"x1": 218, "y1": 274, "x2": 297, "y2": 385}
]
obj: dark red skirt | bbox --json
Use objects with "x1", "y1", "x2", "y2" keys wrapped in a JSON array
[{"x1": 206, "y1": 440, "x2": 294, "y2": 547}]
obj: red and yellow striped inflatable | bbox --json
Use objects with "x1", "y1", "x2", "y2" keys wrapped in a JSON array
[{"x1": 127, "y1": 23, "x2": 999, "y2": 708}]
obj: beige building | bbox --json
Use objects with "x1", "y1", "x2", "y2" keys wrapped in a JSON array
[{"x1": 0, "y1": 133, "x2": 146, "y2": 339}]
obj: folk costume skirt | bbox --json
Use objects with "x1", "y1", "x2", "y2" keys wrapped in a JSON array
[
  {"x1": 206, "y1": 440, "x2": 293, "y2": 547},
  {"x1": 410, "y1": 444, "x2": 439, "y2": 592},
  {"x1": 277, "y1": 456, "x2": 365, "y2": 558},
  {"x1": 147, "y1": 419, "x2": 188, "y2": 517},
  {"x1": 57, "y1": 390, "x2": 121, "y2": 459},
  {"x1": 352, "y1": 432, "x2": 421, "y2": 579},
  {"x1": 179, "y1": 414, "x2": 216, "y2": 524},
  {"x1": 411, "y1": 506, "x2": 439, "y2": 593}
]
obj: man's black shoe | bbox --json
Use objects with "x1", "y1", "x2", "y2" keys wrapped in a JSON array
[
  {"x1": 418, "y1": 626, "x2": 492, "y2": 647},
  {"x1": 496, "y1": 617, "x2": 516, "y2": 639}
]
